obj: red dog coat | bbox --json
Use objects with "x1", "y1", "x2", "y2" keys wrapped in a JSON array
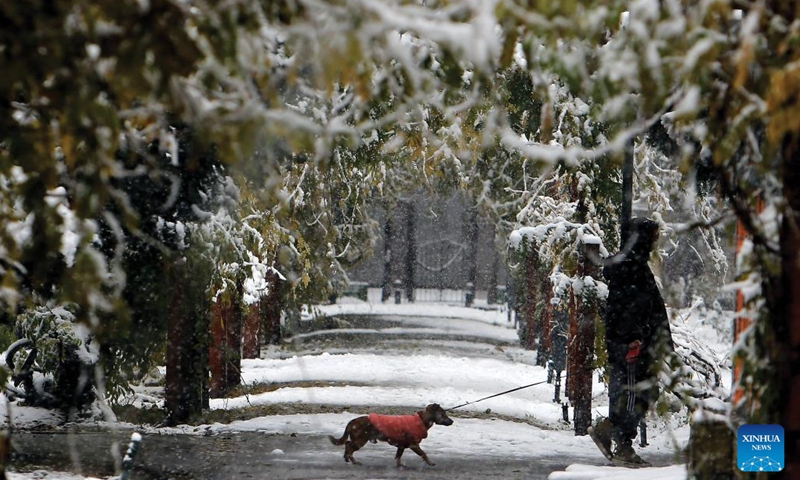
[{"x1": 368, "y1": 413, "x2": 428, "y2": 445}]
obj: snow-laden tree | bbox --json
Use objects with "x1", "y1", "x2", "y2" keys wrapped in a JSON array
[
  {"x1": 1, "y1": 0, "x2": 274, "y2": 317},
  {"x1": 0, "y1": 0, "x2": 413, "y2": 419},
  {"x1": 0, "y1": 1, "x2": 506, "y2": 318},
  {"x1": 3, "y1": 2, "x2": 799, "y2": 471},
  {"x1": 265, "y1": 1, "x2": 797, "y2": 473},
  {"x1": 486, "y1": 2, "x2": 797, "y2": 475},
  {"x1": 224, "y1": 146, "x2": 383, "y2": 328}
]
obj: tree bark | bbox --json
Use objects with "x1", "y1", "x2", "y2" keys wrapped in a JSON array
[
  {"x1": 242, "y1": 301, "x2": 261, "y2": 359},
  {"x1": 404, "y1": 200, "x2": 416, "y2": 302},
  {"x1": 777, "y1": 133, "x2": 800, "y2": 478},
  {"x1": 521, "y1": 241, "x2": 539, "y2": 351},
  {"x1": 567, "y1": 243, "x2": 598, "y2": 436},
  {"x1": 533, "y1": 266, "x2": 548, "y2": 365},
  {"x1": 487, "y1": 225, "x2": 499, "y2": 305},
  {"x1": 381, "y1": 210, "x2": 394, "y2": 302},
  {"x1": 465, "y1": 204, "x2": 479, "y2": 303},
  {"x1": 262, "y1": 274, "x2": 282, "y2": 345},
  {"x1": 165, "y1": 257, "x2": 209, "y2": 425},
  {"x1": 209, "y1": 280, "x2": 243, "y2": 398},
  {"x1": 621, "y1": 138, "x2": 634, "y2": 245},
  {"x1": 539, "y1": 283, "x2": 554, "y2": 366}
]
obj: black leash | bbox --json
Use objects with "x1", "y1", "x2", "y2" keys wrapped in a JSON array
[{"x1": 446, "y1": 380, "x2": 548, "y2": 411}]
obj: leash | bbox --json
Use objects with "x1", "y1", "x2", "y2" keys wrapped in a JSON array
[{"x1": 446, "y1": 380, "x2": 548, "y2": 411}]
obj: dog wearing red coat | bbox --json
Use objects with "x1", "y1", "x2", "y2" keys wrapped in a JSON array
[{"x1": 328, "y1": 403, "x2": 454, "y2": 466}]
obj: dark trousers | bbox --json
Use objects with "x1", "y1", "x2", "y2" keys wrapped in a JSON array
[{"x1": 608, "y1": 360, "x2": 655, "y2": 445}]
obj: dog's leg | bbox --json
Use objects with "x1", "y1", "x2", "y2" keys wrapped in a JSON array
[
  {"x1": 344, "y1": 440, "x2": 360, "y2": 465},
  {"x1": 410, "y1": 445, "x2": 435, "y2": 466},
  {"x1": 345, "y1": 436, "x2": 370, "y2": 465},
  {"x1": 394, "y1": 446, "x2": 406, "y2": 467},
  {"x1": 337, "y1": 417, "x2": 376, "y2": 465}
]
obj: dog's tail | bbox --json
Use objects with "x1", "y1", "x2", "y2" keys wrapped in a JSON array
[{"x1": 328, "y1": 432, "x2": 348, "y2": 445}]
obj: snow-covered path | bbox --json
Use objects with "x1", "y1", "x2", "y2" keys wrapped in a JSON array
[
  {"x1": 160, "y1": 302, "x2": 691, "y2": 478},
  {"x1": 6, "y1": 300, "x2": 721, "y2": 479}
]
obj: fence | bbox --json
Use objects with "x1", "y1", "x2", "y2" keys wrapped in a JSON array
[{"x1": 364, "y1": 287, "x2": 476, "y2": 305}]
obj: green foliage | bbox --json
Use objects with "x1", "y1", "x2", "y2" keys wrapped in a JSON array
[
  {"x1": 15, "y1": 306, "x2": 87, "y2": 374},
  {"x1": 1, "y1": 0, "x2": 794, "y2": 433},
  {"x1": 0, "y1": 0, "x2": 272, "y2": 331},
  {"x1": 93, "y1": 126, "x2": 223, "y2": 400},
  {"x1": 0, "y1": 309, "x2": 15, "y2": 352},
  {"x1": 12, "y1": 304, "x2": 97, "y2": 412},
  {"x1": 593, "y1": 315, "x2": 608, "y2": 378},
  {"x1": 508, "y1": 236, "x2": 552, "y2": 347}
]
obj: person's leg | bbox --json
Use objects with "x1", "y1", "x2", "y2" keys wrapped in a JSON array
[
  {"x1": 588, "y1": 416, "x2": 613, "y2": 460},
  {"x1": 589, "y1": 356, "x2": 630, "y2": 461},
  {"x1": 609, "y1": 361, "x2": 639, "y2": 445},
  {"x1": 610, "y1": 362, "x2": 651, "y2": 465}
]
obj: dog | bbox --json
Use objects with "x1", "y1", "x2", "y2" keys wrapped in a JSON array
[{"x1": 328, "y1": 403, "x2": 454, "y2": 466}]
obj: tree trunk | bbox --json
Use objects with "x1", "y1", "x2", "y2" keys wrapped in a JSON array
[
  {"x1": 566, "y1": 290, "x2": 578, "y2": 400},
  {"x1": 209, "y1": 280, "x2": 243, "y2": 398},
  {"x1": 687, "y1": 418, "x2": 735, "y2": 479},
  {"x1": 521, "y1": 241, "x2": 539, "y2": 351},
  {"x1": 404, "y1": 200, "x2": 416, "y2": 302},
  {"x1": 465, "y1": 204, "x2": 479, "y2": 306},
  {"x1": 567, "y1": 243, "x2": 598, "y2": 436},
  {"x1": 532, "y1": 268, "x2": 547, "y2": 365},
  {"x1": 381, "y1": 211, "x2": 394, "y2": 302},
  {"x1": 733, "y1": 214, "x2": 755, "y2": 408},
  {"x1": 777, "y1": 133, "x2": 800, "y2": 478},
  {"x1": 165, "y1": 257, "x2": 209, "y2": 425},
  {"x1": 487, "y1": 226, "x2": 499, "y2": 305},
  {"x1": 242, "y1": 301, "x2": 261, "y2": 359},
  {"x1": 263, "y1": 272, "x2": 284, "y2": 345},
  {"x1": 621, "y1": 138, "x2": 634, "y2": 245},
  {"x1": 0, "y1": 429, "x2": 9, "y2": 480}
]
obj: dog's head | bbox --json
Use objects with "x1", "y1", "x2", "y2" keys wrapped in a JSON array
[{"x1": 425, "y1": 403, "x2": 454, "y2": 426}]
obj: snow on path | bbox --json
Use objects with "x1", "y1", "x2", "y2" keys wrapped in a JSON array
[
  {"x1": 311, "y1": 302, "x2": 519, "y2": 342},
  {"x1": 204, "y1": 414, "x2": 602, "y2": 459},
  {"x1": 240, "y1": 351, "x2": 545, "y2": 395},
  {"x1": 548, "y1": 464, "x2": 687, "y2": 480},
  {"x1": 5, "y1": 302, "x2": 698, "y2": 479},
  {"x1": 313, "y1": 301, "x2": 511, "y2": 325},
  {"x1": 217, "y1": 351, "x2": 601, "y2": 425}
]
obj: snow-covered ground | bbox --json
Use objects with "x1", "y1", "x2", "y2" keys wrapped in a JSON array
[{"x1": 3, "y1": 294, "x2": 732, "y2": 480}]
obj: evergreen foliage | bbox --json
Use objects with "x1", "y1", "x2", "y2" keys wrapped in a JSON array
[{"x1": 2, "y1": 6, "x2": 798, "y2": 467}]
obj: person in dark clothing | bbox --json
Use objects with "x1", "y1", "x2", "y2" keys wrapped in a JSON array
[{"x1": 589, "y1": 218, "x2": 674, "y2": 466}]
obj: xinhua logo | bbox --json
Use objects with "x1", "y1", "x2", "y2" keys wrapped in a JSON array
[{"x1": 737, "y1": 424, "x2": 784, "y2": 472}]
